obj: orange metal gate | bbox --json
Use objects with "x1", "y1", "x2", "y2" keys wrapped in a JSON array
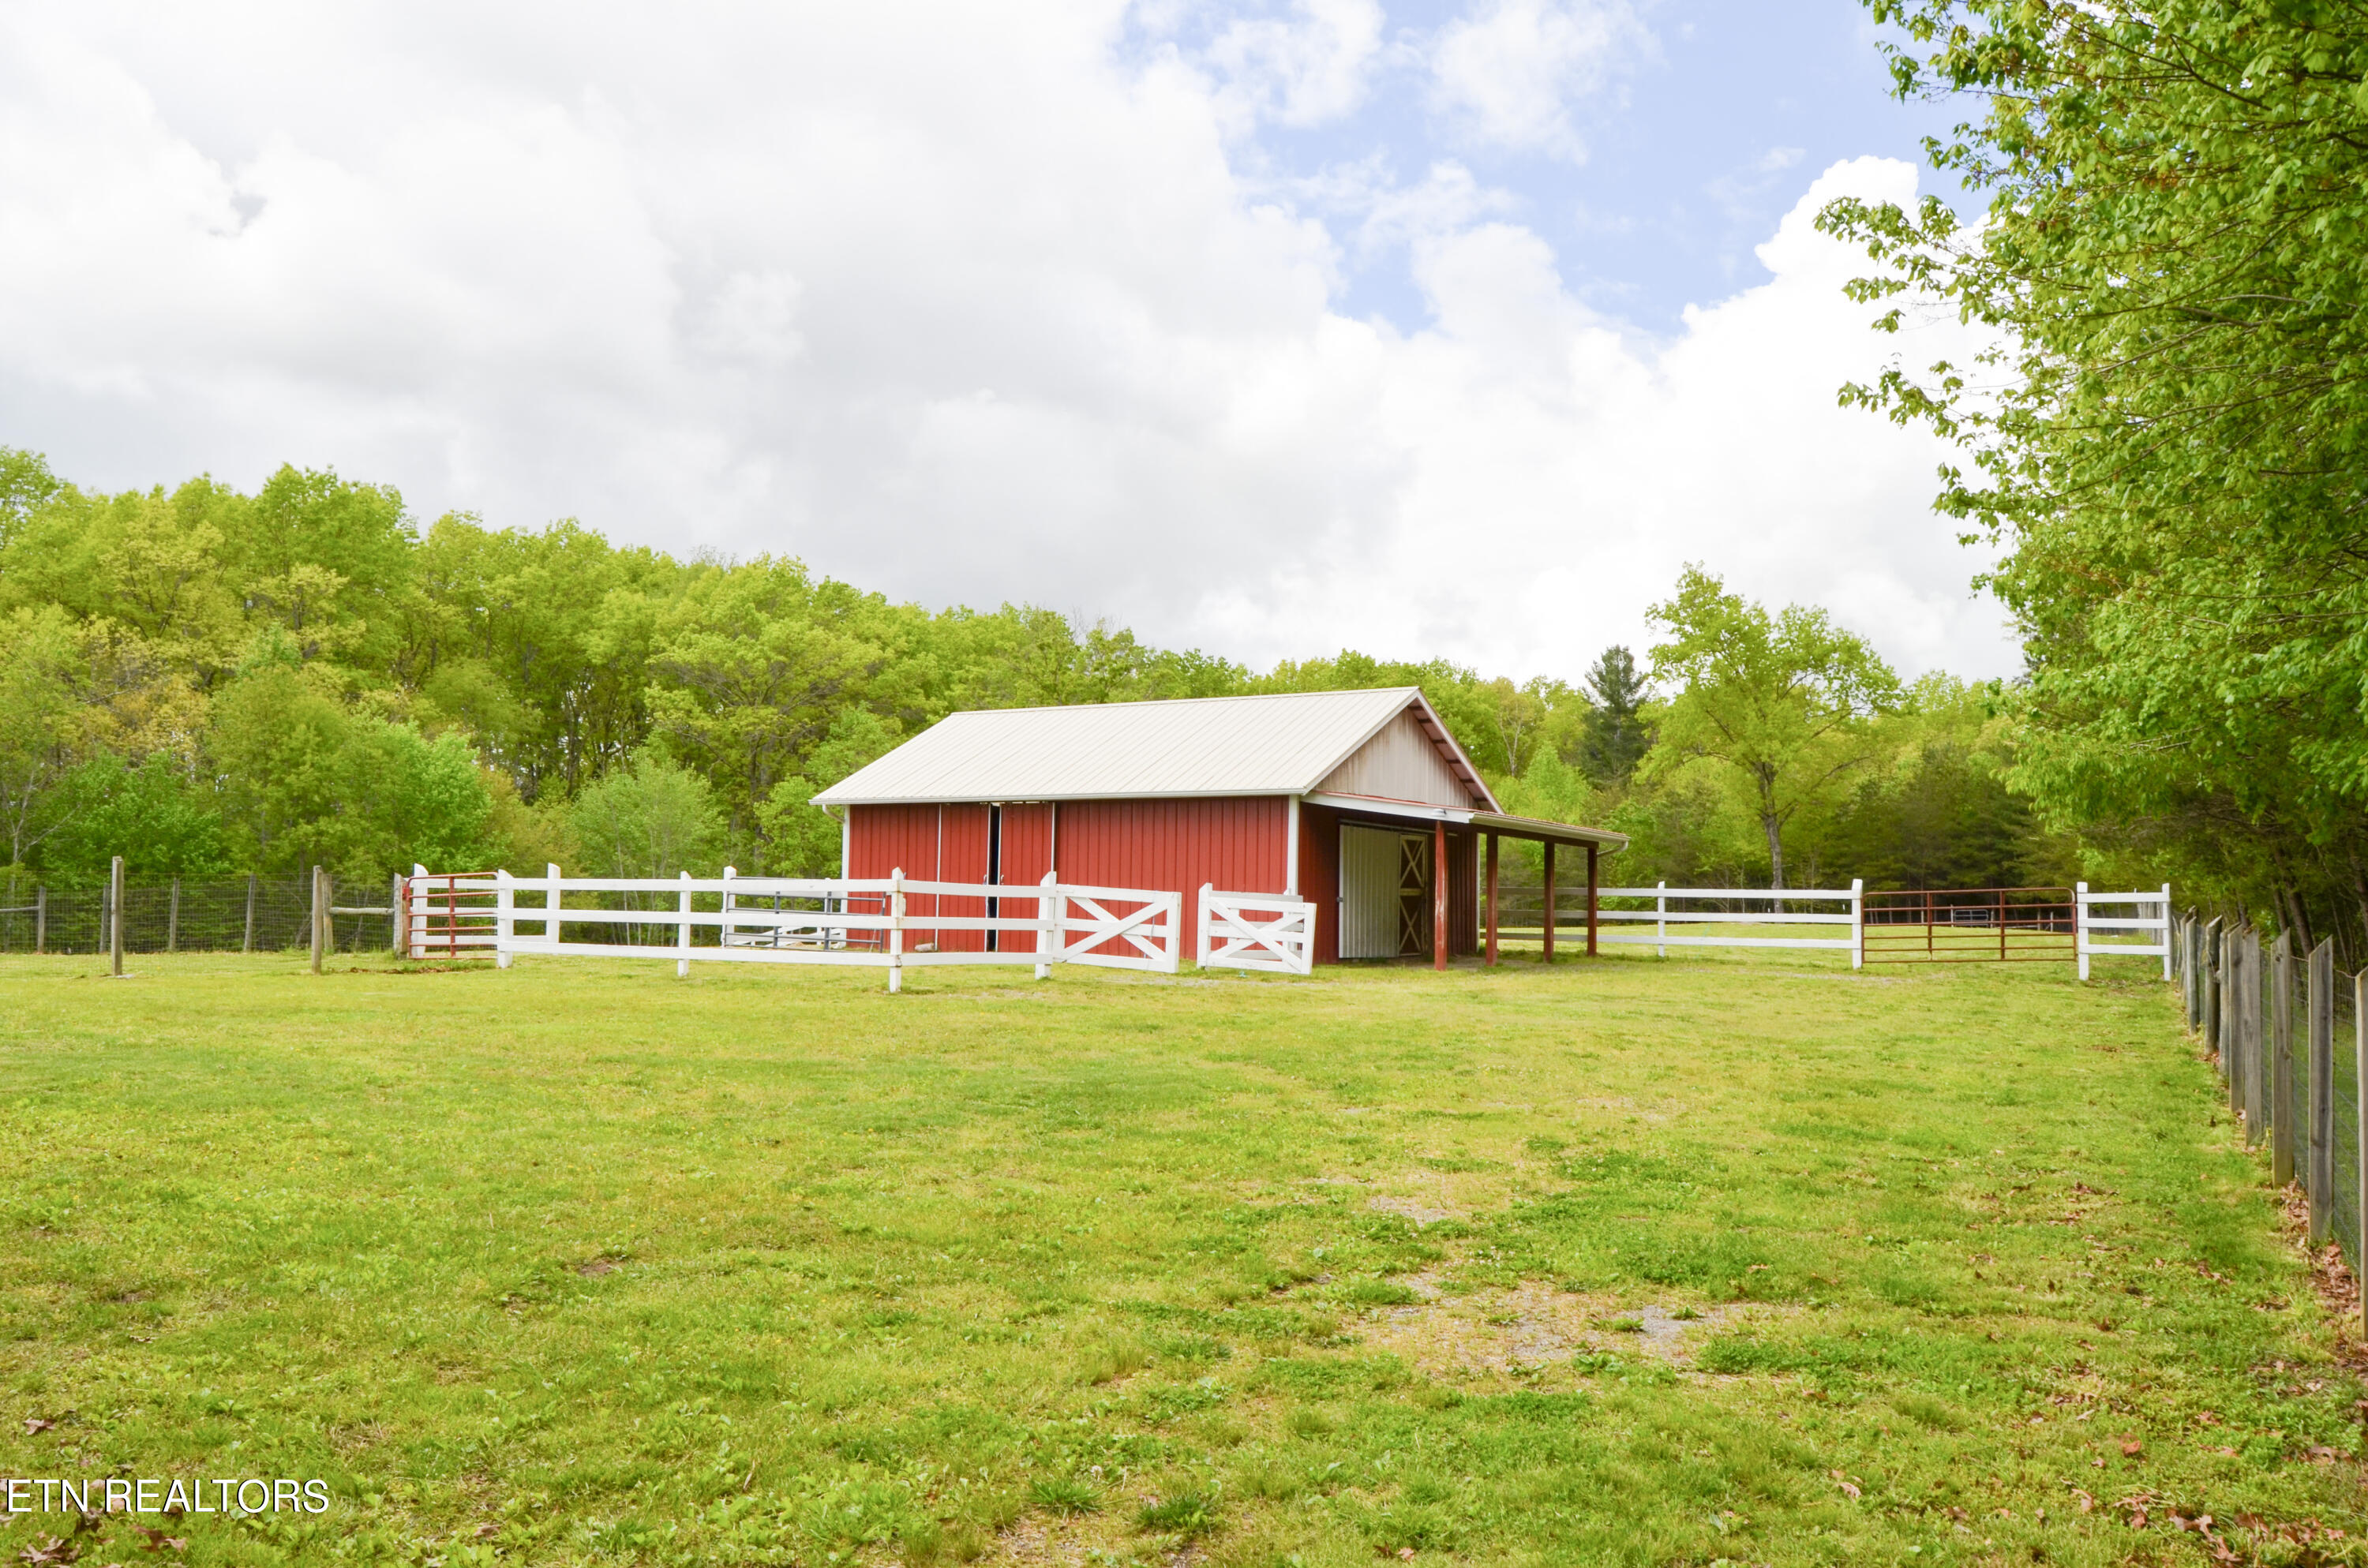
[{"x1": 1861, "y1": 887, "x2": 2075, "y2": 964}]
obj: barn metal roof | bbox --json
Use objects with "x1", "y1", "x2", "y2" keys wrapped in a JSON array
[{"x1": 814, "y1": 687, "x2": 1503, "y2": 810}]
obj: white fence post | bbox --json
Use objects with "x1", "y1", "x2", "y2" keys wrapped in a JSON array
[
  {"x1": 410, "y1": 863, "x2": 429, "y2": 959},
  {"x1": 1036, "y1": 870, "x2": 1056, "y2": 980},
  {"x1": 1655, "y1": 880, "x2": 1666, "y2": 959},
  {"x1": 677, "y1": 870, "x2": 692, "y2": 978},
  {"x1": 1850, "y1": 878, "x2": 1864, "y2": 971},
  {"x1": 495, "y1": 870, "x2": 515, "y2": 968},
  {"x1": 1197, "y1": 882, "x2": 1212, "y2": 970},
  {"x1": 1162, "y1": 892, "x2": 1182, "y2": 974},
  {"x1": 2077, "y1": 879, "x2": 2090, "y2": 980},
  {"x1": 2161, "y1": 883, "x2": 2173, "y2": 982},
  {"x1": 887, "y1": 867, "x2": 905, "y2": 994}
]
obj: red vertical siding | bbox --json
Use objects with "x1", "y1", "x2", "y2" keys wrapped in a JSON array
[
  {"x1": 1051, "y1": 795, "x2": 1291, "y2": 954},
  {"x1": 1298, "y1": 801, "x2": 1342, "y2": 966},
  {"x1": 996, "y1": 803, "x2": 1055, "y2": 954}
]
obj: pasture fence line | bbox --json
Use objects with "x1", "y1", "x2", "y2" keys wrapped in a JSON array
[
  {"x1": 2171, "y1": 913, "x2": 2366, "y2": 1323},
  {"x1": 445, "y1": 865, "x2": 1181, "y2": 992},
  {"x1": 0, "y1": 872, "x2": 400, "y2": 957},
  {"x1": 1592, "y1": 881, "x2": 1865, "y2": 968}
]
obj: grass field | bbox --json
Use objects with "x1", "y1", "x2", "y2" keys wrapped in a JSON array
[{"x1": 0, "y1": 945, "x2": 2359, "y2": 1567}]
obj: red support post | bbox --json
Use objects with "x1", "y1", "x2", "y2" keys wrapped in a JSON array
[
  {"x1": 1542, "y1": 842, "x2": 1557, "y2": 964},
  {"x1": 1484, "y1": 832, "x2": 1499, "y2": 967},
  {"x1": 1586, "y1": 842, "x2": 1598, "y2": 957},
  {"x1": 1433, "y1": 820, "x2": 1449, "y2": 971}
]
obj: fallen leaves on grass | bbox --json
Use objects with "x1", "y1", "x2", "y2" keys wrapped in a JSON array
[
  {"x1": 21, "y1": 1417, "x2": 54, "y2": 1435},
  {"x1": 17, "y1": 1538, "x2": 77, "y2": 1567}
]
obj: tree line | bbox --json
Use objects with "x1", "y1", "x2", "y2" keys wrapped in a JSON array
[
  {"x1": 1823, "y1": 0, "x2": 2368, "y2": 964},
  {"x1": 0, "y1": 450, "x2": 2052, "y2": 899}
]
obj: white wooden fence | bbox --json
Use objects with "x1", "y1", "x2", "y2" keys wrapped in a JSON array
[
  {"x1": 1596, "y1": 881, "x2": 1867, "y2": 969},
  {"x1": 1197, "y1": 886, "x2": 1317, "y2": 975},
  {"x1": 412, "y1": 866, "x2": 1178, "y2": 990},
  {"x1": 2075, "y1": 882, "x2": 2172, "y2": 980}
]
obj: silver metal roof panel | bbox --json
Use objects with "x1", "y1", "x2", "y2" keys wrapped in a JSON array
[{"x1": 814, "y1": 687, "x2": 1501, "y2": 808}]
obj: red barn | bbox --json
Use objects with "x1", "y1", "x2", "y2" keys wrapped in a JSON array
[{"x1": 813, "y1": 688, "x2": 1625, "y2": 967}]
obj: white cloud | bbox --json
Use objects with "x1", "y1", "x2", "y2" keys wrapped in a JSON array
[
  {"x1": 0, "y1": 2, "x2": 2010, "y2": 684},
  {"x1": 1425, "y1": 0, "x2": 1652, "y2": 161},
  {"x1": 1202, "y1": 0, "x2": 1384, "y2": 129}
]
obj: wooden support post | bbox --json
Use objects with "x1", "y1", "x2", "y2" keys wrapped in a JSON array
[
  {"x1": 309, "y1": 866, "x2": 325, "y2": 974},
  {"x1": 167, "y1": 876, "x2": 180, "y2": 953},
  {"x1": 242, "y1": 873, "x2": 257, "y2": 953},
  {"x1": 2308, "y1": 939, "x2": 2333, "y2": 1244},
  {"x1": 109, "y1": 855, "x2": 124, "y2": 977},
  {"x1": 2272, "y1": 930, "x2": 2295, "y2": 1186},
  {"x1": 34, "y1": 885, "x2": 45, "y2": 956},
  {"x1": 1483, "y1": 833, "x2": 1499, "y2": 967},
  {"x1": 390, "y1": 873, "x2": 403, "y2": 955},
  {"x1": 1431, "y1": 821, "x2": 1448, "y2": 972},
  {"x1": 1586, "y1": 843, "x2": 1598, "y2": 957},
  {"x1": 2355, "y1": 971, "x2": 2366, "y2": 1338},
  {"x1": 1541, "y1": 843, "x2": 1556, "y2": 964},
  {"x1": 2242, "y1": 930, "x2": 2265, "y2": 1147}
]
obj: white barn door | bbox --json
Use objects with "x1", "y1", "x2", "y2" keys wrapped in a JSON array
[{"x1": 1339, "y1": 824, "x2": 1407, "y2": 959}]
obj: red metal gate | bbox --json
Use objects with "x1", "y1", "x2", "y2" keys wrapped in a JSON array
[
  {"x1": 1861, "y1": 887, "x2": 2075, "y2": 964},
  {"x1": 403, "y1": 871, "x2": 500, "y2": 958}
]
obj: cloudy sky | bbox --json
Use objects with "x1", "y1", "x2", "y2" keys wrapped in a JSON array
[{"x1": 0, "y1": 0, "x2": 2009, "y2": 680}]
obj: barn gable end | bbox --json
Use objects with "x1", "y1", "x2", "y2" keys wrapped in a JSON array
[{"x1": 1315, "y1": 708, "x2": 1481, "y2": 808}]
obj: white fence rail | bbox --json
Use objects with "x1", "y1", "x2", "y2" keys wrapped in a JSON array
[
  {"x1": 1197, "y1": 886, "x2": 1317, "y2": 975},
  {"x1": 414, "y1": 866, "x2": 1178, "y2": 990},
  {"x1": 2076, "y1": 881, "x2": 2172, "y2": 980},
  {"x1": 1595, "y1": 881, "x2": 1866, "y2": 970}
]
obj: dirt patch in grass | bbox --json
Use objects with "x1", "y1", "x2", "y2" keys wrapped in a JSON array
[{"x1": 1357, "y1": 1278, "x2": 1770, "y2": 1376}]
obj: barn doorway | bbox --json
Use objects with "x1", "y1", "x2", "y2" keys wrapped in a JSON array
[{"x1": 1339, "y1": 824, "x2": 1432, "y2": 959}]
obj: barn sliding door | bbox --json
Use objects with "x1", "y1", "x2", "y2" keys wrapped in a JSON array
[{"x1": 1340, "y1": 824, "x2": 1431, "y2": 960}]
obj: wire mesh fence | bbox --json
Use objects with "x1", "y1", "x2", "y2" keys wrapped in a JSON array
[
  {"x1": 2172, "y1": 913, "x2": 2363, "y2": 1286},
  {"x1": 0, "y1": 876, "x2": 404, "y2": 956}
]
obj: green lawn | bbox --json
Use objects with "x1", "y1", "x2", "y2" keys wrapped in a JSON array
[{"x1": 0, "y1": 946, "x2": 2357, "y2": 1566}]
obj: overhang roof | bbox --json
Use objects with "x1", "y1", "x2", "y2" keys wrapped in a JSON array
[
  {"x1": 1305, "y1": 792, "x2": 1628, "y2": 851},
  {"x1": 815, "y1": 687, "x2": 1501, "y2": 810}
]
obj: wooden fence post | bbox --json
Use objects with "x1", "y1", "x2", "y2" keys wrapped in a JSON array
[
  {"x1": 1037, "y1": 870, "x2": 1056, "y2": 981},
  {"x1": 2272, "y1": 930, "x2": 2295, "y2": 1185},
  {"x1": 2355, "y1": 970, "x2": 2366, "y2": 1338},
  {"x1": 1197, "y1": 881, "x2": 1212, "y2": 971},
  {"x1": 1655, "y1": 880, "x2": 1667, "y2": 960},
  {"x1": 494, "y1": 870, "x2": 514, "y2": 970},
  {"x1": 2077, "y1": 881, "x2": 2090, "y2": 980},
  {"x1": 34, "y1": 885, "x2": 44, "y2": 956},
  {"x1": 2160, "y1": 885, "x2": 2173, "y2": 982},
  {"x1": 887, "y1": 868, "x2": 904, "y2": 994},
  {"x1": 678, "y1": 870, "x2": 692, "y2": 978},
  {"x1": 242, "y1": 873, "x2": 256, "y2": 953},
  {"x1": 1850, "y1": 878, "x2": 1864, "y2": 971},
  {"x1": 167, "y1": 876, "x2": 180, "y2": 953},
  {"x1": 109, "y1": 855, "x2": 124, "y2": 977},
  {"x1": 389, "y1": 873, "x2": 403, "y2": 955},
  {"x1": 2308, "y1": 939, "x2": 2334, "y2": 1244},
  {"x1": 2242, "y1": 930, "x2": 2265, "y2": 1147},
  {"x1": 2216, "y1": 928, "x2": 2235, "y2": 1122},
  {"x1": 2202, "y1": 918, "x2": 2223, "y2": 1058},
  {"x1": 309, "y1": 866, "x2": 326, "y2": 973}
]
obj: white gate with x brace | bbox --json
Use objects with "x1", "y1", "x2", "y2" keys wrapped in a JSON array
[{"x1": 1197, "y1": 886, "x2": 1317, "y2": 975}]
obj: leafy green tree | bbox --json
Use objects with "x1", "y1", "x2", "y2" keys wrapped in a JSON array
[
  {"x1": 1577, "y1": 646, "x2": 1650, "y2": 784},
  {"x1": 36, "y1": 754, "x2": 230, "y2": 882},
  {"x1": 0, "y1": 447, "x2": 58, "y2": 551},
  {"x1": 1645, "y1": 567, "x2": 1901, "y2": 890},
  {"x1": 759, "y1": 708, "x2": 903, "y2": 877},
  {"x1": 570, "y1": 754, "x2": 725, "y2": 878},
  {"x1": 1827, "y1": 0, "x2": 2368, "y2": 952}
]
